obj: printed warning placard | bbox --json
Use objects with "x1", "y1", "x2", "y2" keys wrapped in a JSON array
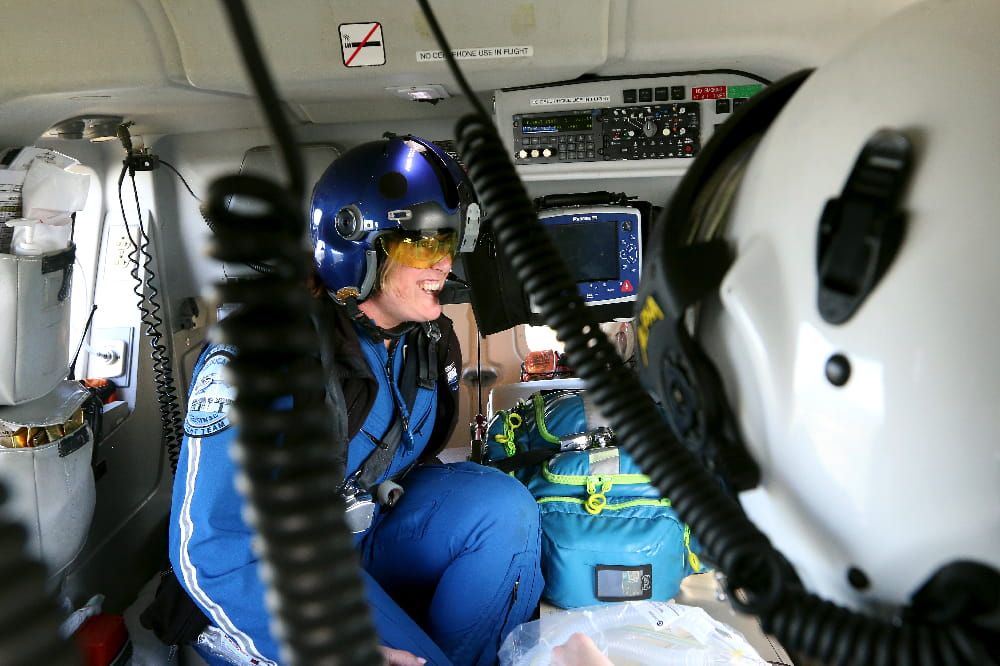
[
  {"x1": 416, "y1": 45, "x2": 533, "y2": 62},
  {"x1": 340, "y1": 22, "x2": 385, "y2": 67}
]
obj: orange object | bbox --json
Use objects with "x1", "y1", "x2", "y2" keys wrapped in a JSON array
[
  {"x1": 521, "y1": 350, "x2": 573, "y2": 381},
  {"x1": 82, "y1": 378, "x2": 119, "y2": 404}
]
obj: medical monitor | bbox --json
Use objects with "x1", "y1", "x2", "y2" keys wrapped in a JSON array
[
  {"x1": 463, "y1": 198, "x2": 649, "y2": 334},
  {"x1": 536, "y1": 205, "x2": 642, "y2": 308}
]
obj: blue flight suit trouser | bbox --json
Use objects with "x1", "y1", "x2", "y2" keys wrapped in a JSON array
[
  {"x1": 360, "y1": 461, "x2": 545, "y2": 666},
  {"x1": 193, "y1": 462, "x2": 543, "y2": 666}
]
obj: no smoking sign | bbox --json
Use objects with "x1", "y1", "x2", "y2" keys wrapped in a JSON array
[{"x1": 340, "y1": 22, "x2": 385, "y2": 67}]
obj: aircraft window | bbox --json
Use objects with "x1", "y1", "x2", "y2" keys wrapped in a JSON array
[
  {"x1": 66, "y1": 165, "x2": 103, "y2": 379},
  {"x1": 517, "y1": 320, "x2": 638, "y2": 375},
  {"x1": 520, "y1": 324, "x2": 564, "y2": 355}
]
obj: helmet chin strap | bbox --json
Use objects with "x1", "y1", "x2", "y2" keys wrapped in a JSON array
[
  {"x1": 338, "y1": 293, "x2": 416, "y2": 343},
  {"x1": 336, "y1": 292, "x2": 442, "y2": 389}
]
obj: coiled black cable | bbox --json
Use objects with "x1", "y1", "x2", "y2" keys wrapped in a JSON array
[
  {"x1": 118, "y1": 164, "x2": 186, "y2": 472},
  {"x1": 452, "y1": 116, "x2": 997, "y2": 666},
  {"x1": 203, "y1": 172, "x2": 381, "y2": 666},
  {"x1": 454, "y1": 121, "x2": 1000, "y2": 666},
  {"x1": 207, "y1": 0, "x2": 382, "y2": 663},
  {"x1": 421, "y1": 0, "x2": 778, "y2": 609},
  {"x1": 454, "y1": 109, "x2": 783, "y2": 613},
  {"x1": 417, "y1": 1, "x2": 996, "y2": 663},
  {"x1": 770, "y1": 590, "x2": 999, "y2": 666}
]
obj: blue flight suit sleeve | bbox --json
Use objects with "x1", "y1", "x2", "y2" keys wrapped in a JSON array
[{"x1": 168, "y1": 344, "x2": 281, "y2": 665}]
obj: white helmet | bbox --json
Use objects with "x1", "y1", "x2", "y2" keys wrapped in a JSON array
[{"x1": 638, "y1": 0, "x2": 1000, "y2": 646}]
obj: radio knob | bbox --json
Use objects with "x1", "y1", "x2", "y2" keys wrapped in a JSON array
[
  {"x1": 662, "y1": 128, "x2": 671, "y2": 136},
  {"x1": 530, "y1": 149, "x2": 540, "y2": 158},
  {"x1": 643, "y1": 119, "x2": 657, "y2": 138},
  {"x1": 518, "y1": 149, "x2": 528, "y2": 159},
  {"x1": 542, "y1": 147, "x2": 553, "y2": 158}
]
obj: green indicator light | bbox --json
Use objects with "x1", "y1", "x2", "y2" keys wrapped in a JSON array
[{"x1": 728, "y1": 84, "x2": 764, "y2": 98}]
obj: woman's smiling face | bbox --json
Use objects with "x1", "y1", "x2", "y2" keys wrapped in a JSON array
[{"x1": 358, "y1": 253, "x2": 451, "y2": 329}]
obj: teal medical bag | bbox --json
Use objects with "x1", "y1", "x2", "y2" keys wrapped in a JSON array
[{"x1": 486, "y1": 389, "x2": 702, "y2": 609}]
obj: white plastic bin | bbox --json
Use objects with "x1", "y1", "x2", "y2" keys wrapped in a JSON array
[
  {"x1": 0, "y1": 380, "x2": 97, "y2": 576},
  {"x1": 0, "y1": 244, "x2": 75, "y2": 405}
]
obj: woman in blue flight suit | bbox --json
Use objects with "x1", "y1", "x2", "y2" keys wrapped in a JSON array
[{"x1": 170, "y1": 134, "x2": 544, "y2": 666}]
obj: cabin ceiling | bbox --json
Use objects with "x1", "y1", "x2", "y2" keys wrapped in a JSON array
[{"x1": 1, "y1": 0, "x2": 920, "y2": 146}]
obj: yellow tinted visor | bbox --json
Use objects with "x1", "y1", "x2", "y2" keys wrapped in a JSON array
[{"x1": 381, "y1": 231, "x2": 457, "y2": 269}]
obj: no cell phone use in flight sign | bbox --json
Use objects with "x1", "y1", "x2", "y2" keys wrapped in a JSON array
[{"x1": 340, "y1": 22, "x2": 385, "y2": 67}]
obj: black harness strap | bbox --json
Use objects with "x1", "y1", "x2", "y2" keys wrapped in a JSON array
[
  {"x1": 354, "y1": 417, "x2": 405, "y2": 491},
  {"x1": 331, "y1": 303, "x2": 443, "y2": 492}
]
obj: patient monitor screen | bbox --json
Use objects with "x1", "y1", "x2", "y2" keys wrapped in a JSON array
[{"x1": 544, "y1": 220, "x2": 619, "y2": 283}]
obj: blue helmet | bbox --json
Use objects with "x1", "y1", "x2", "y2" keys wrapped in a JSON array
[{"x1": 310, "y1": 134, "x2": 480, "y2": 302}]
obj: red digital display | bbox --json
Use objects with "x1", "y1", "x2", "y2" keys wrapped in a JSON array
[{"x1": 691, "y1": 86, "x2": 727, "y2": 100}]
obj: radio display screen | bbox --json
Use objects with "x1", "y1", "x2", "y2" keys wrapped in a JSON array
[{"x1": 521, "y1": 113, "x2": 594, "y2": 134}]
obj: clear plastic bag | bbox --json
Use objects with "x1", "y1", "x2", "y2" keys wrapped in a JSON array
[{"x1": 499, "y1": 601, "x2": 767, "y2": 666}]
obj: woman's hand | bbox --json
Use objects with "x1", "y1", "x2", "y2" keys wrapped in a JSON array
[
  {"x1": 550, "y1": 633, "x2": 614, "y2": 666},
  {"x1": 379, "y1": 645, "x2": 428, "y2": 665}
]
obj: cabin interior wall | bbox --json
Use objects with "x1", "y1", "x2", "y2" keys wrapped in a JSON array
[{"x1": 0, "y1": 138, "x2": 171, "y2": 613}]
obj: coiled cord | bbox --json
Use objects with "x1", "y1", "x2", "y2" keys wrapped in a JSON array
[
  {"x1": 203, "y1": 173, "x2": 380, "y2": 666},
  {"x1": 413, "y1": 0, "x2": 997, "y2": 649},
  {"x1": 118, "y1": 164, "x2": 186, "y2": 472},
  {"x1": 767, "y1": 590, "x2": 994, "y2": 666},
  {"x1": 450, "y1": 76, "x2": 993, "y2": 666},
  {"x1": 208, "y1": 0, "x2": 382, "y2": 663},
  {"x1": 454, "y1": 112, "x2": 780, "y2": 608}
]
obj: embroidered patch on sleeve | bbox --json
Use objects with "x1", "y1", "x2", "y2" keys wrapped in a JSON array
[
  {"x1": 184, "y1": 346, "x2": 237, "y2": 437},
  {"x1": 444, "y1": 362, "x2": 459, "y2": 391}
]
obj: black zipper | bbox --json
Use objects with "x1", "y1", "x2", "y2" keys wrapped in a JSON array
[
  {"x1": 493, "y1": 576, "x2": 521, "y2": 659},
  {"x1": 498, "y1": 577, "x2": 521, "y2": 639}
]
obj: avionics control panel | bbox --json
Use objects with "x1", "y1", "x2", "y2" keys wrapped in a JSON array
[
  {"x1": 495, "y1": 72, "x2": 767, "y2": 168},
  {"x1": 514, "y1": 103, "x2": 700, "y2": 164}
]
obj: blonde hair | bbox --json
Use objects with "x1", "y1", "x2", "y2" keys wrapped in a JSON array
[{"x1": 369, "y1": 250, "x2": 397, "y2": 297}]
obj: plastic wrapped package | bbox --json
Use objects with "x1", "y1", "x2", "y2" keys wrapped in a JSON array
[{"x1": 499, "y1": 601, "x2": 767, "y2": 666}]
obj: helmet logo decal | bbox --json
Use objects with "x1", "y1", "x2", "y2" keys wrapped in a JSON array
[
  {"x1": 334, "y1": 286, "x2": 361, "y2": 303},
  {"x1": 637, "y1": 295, "x2": 664, "y2": 367}
]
